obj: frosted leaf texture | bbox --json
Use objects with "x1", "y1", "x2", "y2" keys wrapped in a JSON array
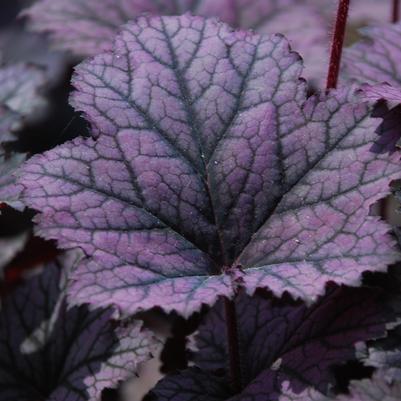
[
  {"x1": 18, "y1": 16, "x2": 401, "y2": 317},
  {"x1": 0, "y1": 254, "x2": 160, "y2": 401},
  {"x1": 24, "y1": 0, "x2": 327, "y2": 82},
  {"x1": 151, "y1": 286, "x2": 390, "y2": 400}
]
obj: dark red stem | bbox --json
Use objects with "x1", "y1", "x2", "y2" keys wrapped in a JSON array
[
  {"x1": 224, "y1": 297, "x2": 242, "y2": 393},
  {"x1": 393, "y1": 0, "x2": 400, "y2": 23},
  {"x1": 326, "y1": 0, "x2": 351, "y2": 90}
]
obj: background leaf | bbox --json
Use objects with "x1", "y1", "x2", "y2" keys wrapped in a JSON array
[
  {"x1": 0, "y1": 252, "x2": 161, "y2": 401},
  {"x1": 24, "y1": 0, "x2": 329, "y2": 83},
  {"x1": 151, "y1": 286, "x2": 392, "y2": 400}
]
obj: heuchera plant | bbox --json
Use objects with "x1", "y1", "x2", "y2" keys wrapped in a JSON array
[{"x1": 4, "y1": 0, "x2": 401, "y2": 400}]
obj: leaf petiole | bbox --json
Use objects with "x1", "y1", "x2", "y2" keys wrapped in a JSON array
[{"x1": 326, "y1": 0, "x2": 350, "y2": 90}]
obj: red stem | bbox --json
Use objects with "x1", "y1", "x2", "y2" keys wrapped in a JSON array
[
  {"x1": 326, "y1": 0, "x2": 351, "y2": 90},
  {"x1": 393, "y1": 0, "x2": 400, "y2": 23},
  {"x1": 224, "y1": 297, "x2": 242, "y2": 393}
]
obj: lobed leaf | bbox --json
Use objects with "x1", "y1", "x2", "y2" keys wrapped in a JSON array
[
  {"x1": 17, "y1": 15, "x2": 401, "y2": 317},
  {"x1": 151, "y1": 286, "x2": 392, "y2": 400},
  {"x1": 0, "y1": 252, "x2": 161, "y2": 401}
]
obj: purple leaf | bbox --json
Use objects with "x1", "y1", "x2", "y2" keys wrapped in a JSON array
[
  {"x1": 342, "y1": 23, "x2": 401, "y2": 149},
  {"x1": 24, "y1": 0, "x2": 328, "y2": 83},
  {"x1": 17, "y1": 15, "x2": 401, "y2": 317},
  {"x1": 343, "y1": 23, "x2": 401, "y2": 94},
  {"x1": 0, "y1": 252, "x2": 161, "y2": 401},
  {"x1": 359, "y1": 84, "x2": 401, "y2": 109},
  {"x1": 342, "y1": 22, "x2": 401, "y2": 149},
  {"x1": 343, "y1": 23, "x2": 401, "y2": 86},
  {"x1": 151, "y1": 286, "x2": 391, "y2": 400},
  {"x1": 346, "y1": 0, "x2": 390, "y2": 24}
]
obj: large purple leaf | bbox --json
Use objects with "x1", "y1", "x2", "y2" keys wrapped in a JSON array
[
  {"x1": 24, "y1": 0, "x2": 328, "y2": 82},
  {"x1": 17, "y1": 15, "x2": 401, "y2": 317},
  {"x1": 0, "y1": 252, "x2": 161, "y2": 401},
  {"x1": 151, "y1": 286, "x2": 391, "y2": 400}
]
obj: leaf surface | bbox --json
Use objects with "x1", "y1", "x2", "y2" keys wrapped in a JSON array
[
  {"x1": 0, "y1": 252, "x2": 160, "y2": 401},
  {"x1": 18, "y1": 15, "x2": 401, "y2": 316},
  {"x1": 151, "y1": 286, "x2": 391, "y2": 400}
]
